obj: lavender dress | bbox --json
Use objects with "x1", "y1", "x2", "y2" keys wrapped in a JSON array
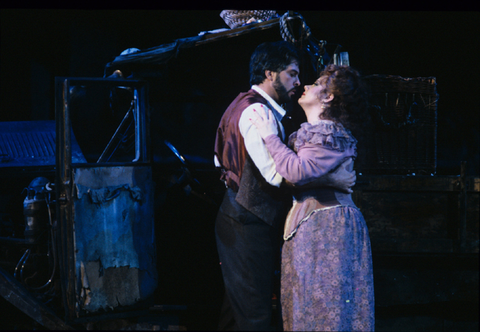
[{"x1": 264, "y1": 120, "x2": 375, "y2": 331}]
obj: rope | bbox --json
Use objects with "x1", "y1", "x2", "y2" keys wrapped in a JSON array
[
  {"x1": 280, "y1": 11, "x2": 311, "y2": 43},
  {"x1": 280, "y1": 11, "x2": 328, "y2": 76}
]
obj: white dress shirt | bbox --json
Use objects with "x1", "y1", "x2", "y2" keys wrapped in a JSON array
[{"x1": 214, "y1": 85, "x2": 286, "y2": 188}]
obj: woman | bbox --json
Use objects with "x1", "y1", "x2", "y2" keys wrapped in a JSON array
[{"x1": 251, "y1": 64, "x2": 374, "y2": 331}]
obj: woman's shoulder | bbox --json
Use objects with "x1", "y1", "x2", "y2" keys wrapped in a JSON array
[{"x1": 288, "y1": 120, "x2": 357, "y2": 152}]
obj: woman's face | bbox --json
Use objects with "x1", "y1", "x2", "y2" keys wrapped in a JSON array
[{"x1": 298, "y1": 77, "x2": 329, "y2": 110}]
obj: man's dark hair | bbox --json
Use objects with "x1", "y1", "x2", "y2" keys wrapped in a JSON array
[{"x1": 249, "y1": 41, "x2": 300, "y2": 85}]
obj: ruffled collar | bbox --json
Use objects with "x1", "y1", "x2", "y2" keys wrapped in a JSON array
[
  {"x1": 301, "y1": 119, "x2": 345, "y2": 132},
  {"x1": 289, "y1": 120, "x2": 357, "y2": 152}
]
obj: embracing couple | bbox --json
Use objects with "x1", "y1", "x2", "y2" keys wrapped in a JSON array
[{"x1": 214, "y1": 41, "x2": 374, "y2": 331}]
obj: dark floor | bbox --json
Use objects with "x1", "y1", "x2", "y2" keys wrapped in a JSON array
[{"x1": 2, "y1": 295, "x2": 478, "y2": 331}]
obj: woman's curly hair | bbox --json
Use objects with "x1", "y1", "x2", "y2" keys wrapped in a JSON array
[{"x1": 318, "y1": 64, "x2": 369, "y2": 132}]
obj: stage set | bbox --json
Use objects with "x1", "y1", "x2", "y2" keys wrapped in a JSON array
[{"x1": 0, "y1": 9, "x2": 478, "y2": 331}]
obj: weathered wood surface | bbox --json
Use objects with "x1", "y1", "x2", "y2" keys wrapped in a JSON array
[
  {"x1": 0, "y1": 266, "x2": 73, "y2": 330},
  {"x1": 353, "y1": 175, "x2": 479, "y2": 254}
]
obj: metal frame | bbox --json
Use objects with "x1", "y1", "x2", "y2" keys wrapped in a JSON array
[{"x1": 54, "y1": 77, "x2": 150, "y2": 322}]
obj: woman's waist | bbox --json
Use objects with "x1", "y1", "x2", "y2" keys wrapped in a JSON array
[
  {"x1": 284, "y1": 188, "x2": 358, "y2": 240},
  {"x1": 292, "y1": 187, "x2": 355, "y2": 207}
]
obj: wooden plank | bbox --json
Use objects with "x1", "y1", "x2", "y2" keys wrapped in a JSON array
[
  {"x1": 0, "y1": 266, "x2": 73, "y2": 330},
  {"x1": 353, "y1": 175, "x2": 480, "y2": 254},
  {"x1": 355, "y1": 175, "x2": 480, "y2": 192}
]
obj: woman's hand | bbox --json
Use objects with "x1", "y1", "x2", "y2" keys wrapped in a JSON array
[{"x1": 249, "y1": 105, "x2": 278, "y2": 140}]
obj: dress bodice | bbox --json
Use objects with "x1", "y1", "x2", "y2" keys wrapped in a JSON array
[{"x1": 283, "y1": 120, "x2": 359, "y2": 240}]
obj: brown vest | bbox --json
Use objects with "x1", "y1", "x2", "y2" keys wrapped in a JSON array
[
  {"x1": 214, "y1": 89, "x2": 291, "y2": 226},
  {"x1": 214, "y1": 89, "x2": 266, "y2": 192}
]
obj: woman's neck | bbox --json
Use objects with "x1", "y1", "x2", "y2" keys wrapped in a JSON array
[{"x1": 305, "y1": 105, "x2": 324, "y2": 124}]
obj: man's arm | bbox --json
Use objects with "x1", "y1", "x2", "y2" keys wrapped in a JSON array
[{"x1": 293, "y1": 158, "x2": 356, "y2": 193}]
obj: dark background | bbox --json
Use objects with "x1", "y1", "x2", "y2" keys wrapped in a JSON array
[
  {"x1": 0, "y1": 8, "x2": 479, "y2": 330},
  {"x1": 1, "y1": 9, "x2": 479, "y2": 175}
]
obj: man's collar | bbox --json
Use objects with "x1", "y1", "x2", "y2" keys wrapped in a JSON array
[{"x1": 251, "y1": 85, "x2": 286, "y2": 117}]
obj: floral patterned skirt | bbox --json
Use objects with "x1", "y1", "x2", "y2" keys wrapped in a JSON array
[{"x1": 281, "y1": 205, "x2": 375, "y2": 331}]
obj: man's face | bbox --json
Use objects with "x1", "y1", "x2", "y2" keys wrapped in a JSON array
[{"x1": 272, "y1": 62, "x2": 300, "y2": 104}]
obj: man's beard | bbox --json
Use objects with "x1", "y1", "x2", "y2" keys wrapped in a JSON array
[{"x1": 273, "y1": 76, "x2": 294, "y2": 104}]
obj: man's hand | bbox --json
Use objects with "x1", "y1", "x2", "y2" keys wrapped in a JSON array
[
  {"x1": 327, "y1": 158, "x2": 356, "y2": 193},
  {"x1": 298, "y1": 158, "x2": 356, "y2": 193}
]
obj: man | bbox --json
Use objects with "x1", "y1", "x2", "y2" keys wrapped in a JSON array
[{"x1": 214, "y1": 41, "x2": 355, "y2": 331}]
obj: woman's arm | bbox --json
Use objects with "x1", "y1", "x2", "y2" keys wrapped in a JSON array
[
  {"x1": 251, "y1": 108, "x2": 356, "y2": 187},
  {"x1": 264, "y1": 135, "x2": 353, "y2": 186}
]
